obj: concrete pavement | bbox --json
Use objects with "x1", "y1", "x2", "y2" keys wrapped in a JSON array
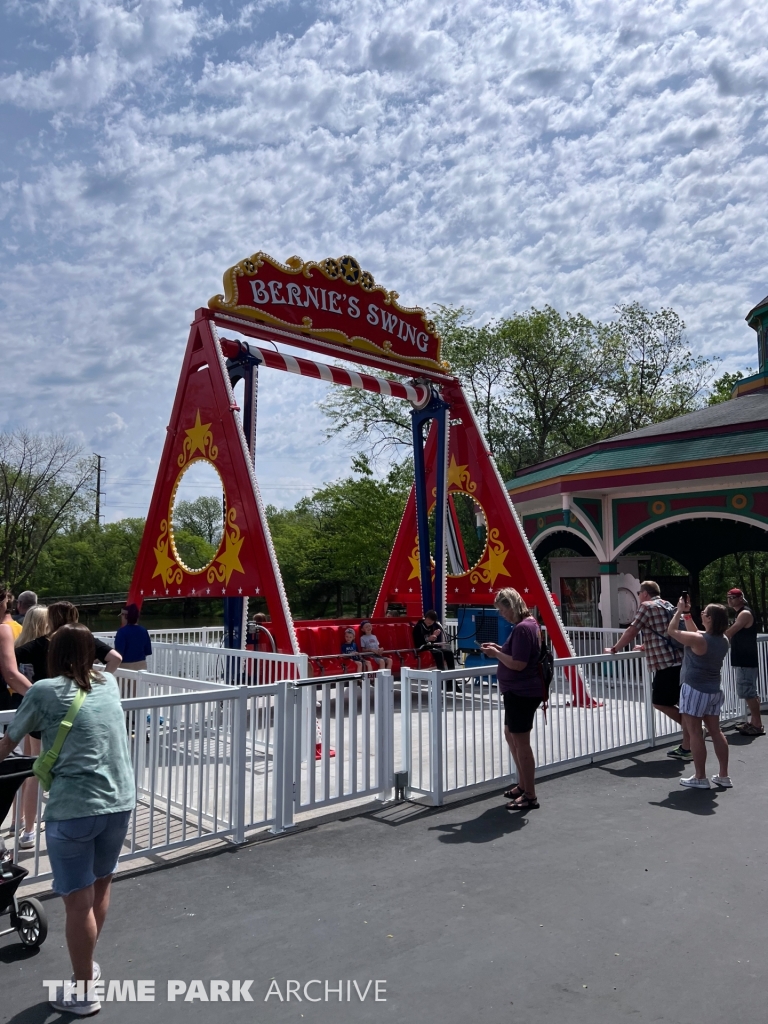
[{"x1": 2, "y1": 728, "x2": 766, "y2": 1024}]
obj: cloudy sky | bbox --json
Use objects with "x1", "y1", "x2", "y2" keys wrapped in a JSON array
[{"x1": 1, "y1": 0, "x2": 766, "y2": 520}]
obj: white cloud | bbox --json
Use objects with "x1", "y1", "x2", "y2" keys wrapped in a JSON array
[
  {"x1": 1, "y1": 0, "x2": 767, "y2": 520},
  {"x1": 0, "y1": 0, "x2": 208, "y2": 110}
]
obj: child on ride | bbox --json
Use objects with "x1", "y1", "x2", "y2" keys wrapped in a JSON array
[
  {"x1": 358, "y1": 621, "x2": 392, "y2": 671},
  {"x1": 340, "y1": 628, "x2": 372, "y2": 672}
]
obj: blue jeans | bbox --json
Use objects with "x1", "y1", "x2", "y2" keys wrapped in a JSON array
[{"x1": 46, "y1": 811, "x2": 132, "y2": 896}]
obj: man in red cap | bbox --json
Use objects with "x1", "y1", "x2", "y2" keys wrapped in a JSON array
[{"x1": 726, "y1": 588, "x2": 764, "y2": 736}]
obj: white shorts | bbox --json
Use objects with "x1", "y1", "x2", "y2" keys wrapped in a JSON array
[{"x1": 679, "y1": 683, "x2": 724, "y2": 719}]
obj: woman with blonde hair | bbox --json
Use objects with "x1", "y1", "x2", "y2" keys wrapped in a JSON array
[
  {"x1": 12, "y1": 605, "x2": 49, "y2": 846},
  {"x1": 15, "y1": 604, "x2": 49, "y2": 648},
  {"x1": 481, "y1": 587, "x2": 543, "y2": 810}
]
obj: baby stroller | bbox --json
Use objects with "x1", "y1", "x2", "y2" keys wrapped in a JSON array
[{"x1": 0, "y1": 755, "x2": 48, "y2": 947}]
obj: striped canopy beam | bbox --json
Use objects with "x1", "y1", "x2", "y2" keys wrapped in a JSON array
[{"x1": 219, "y1": 337, "x2": 432, "y2": 408}]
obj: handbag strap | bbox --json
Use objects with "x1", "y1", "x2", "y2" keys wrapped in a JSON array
[{"x1": 48, "y1": 686, "x2": 87, "y2": 757}]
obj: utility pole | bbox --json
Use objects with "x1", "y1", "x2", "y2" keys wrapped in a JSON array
[{"x1": 93, "y1": 453, "x2": 104, "y2": 526}]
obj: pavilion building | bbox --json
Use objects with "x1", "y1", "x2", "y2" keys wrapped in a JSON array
[{"x1": 507, "y1": 293, "x2": 768, "y2": 629}]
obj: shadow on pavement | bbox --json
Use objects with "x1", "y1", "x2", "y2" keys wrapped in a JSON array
[
  {"x1": 0, "y1": 942, "x2": 42, "y2": 965},
  {"x1": 429, "y1": 803, "x2": 531, "y2": 844},
  {"x1": 648, "y1": 790, "x2": 719, "y2": 815},
  {"x1": 4, "y1": 1001, "x2": 56, "y2": 1024},
  {"x1": 598, "y1": 756, "x2": 684, "y2": 780},
  {"x1": 724, "y1": 732, "x2": 762, "y2": 747}
]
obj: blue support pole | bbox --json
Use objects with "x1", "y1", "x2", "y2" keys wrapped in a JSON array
[
  {"x1": 411, "y1": 392, "x2": 449, "y2": 621},
  {"x1": 223, "y1": 343, "x2": 262, "y2": 651}
]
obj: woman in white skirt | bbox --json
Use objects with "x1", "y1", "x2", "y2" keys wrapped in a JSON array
[{"x1": 667, "y1": 600, "x2": 731, "y2": 789}]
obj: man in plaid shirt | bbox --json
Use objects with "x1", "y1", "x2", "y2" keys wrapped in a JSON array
[{"x1": 606, "y1": 580, "x2": 691, "y2": 760}]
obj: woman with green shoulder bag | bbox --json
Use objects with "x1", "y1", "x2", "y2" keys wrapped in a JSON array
[{"x1": 0, "y1": 623, "x2": 135, "y2": 1017}]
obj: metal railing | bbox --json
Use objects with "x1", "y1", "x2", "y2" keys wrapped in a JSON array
[
  {"x1": 1, "y1": 665, "x2": 393, "y2": 885},
  {"x1": 147, "y1": 642, "x2": 307, "y2": 686},
  {"x1": 94, "y1": 626, "x2": 225, "y2": 647},
  {"x1": 287, "y1": 672, "x2": 394, "y2": 815},
  {"x1": 2, "y1": 675, "x2": 278, "y2": 883},
  {"x1": 564, "y1": 625, "x2": 625, "y2": 656},
  {"x1": 6, "y1": 637, "x2": 768, "y2": 886},
  {"x1": 399, "y1": 637, "x2": 768, "y2": 804}
]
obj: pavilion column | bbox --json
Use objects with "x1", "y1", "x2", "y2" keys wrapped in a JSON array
[
  {"x1": 599, "y1": 562, "x2": 620, "y2": 629},
  {"x1": 688, "y1": 569, "x2": 701, "y2": 624}
]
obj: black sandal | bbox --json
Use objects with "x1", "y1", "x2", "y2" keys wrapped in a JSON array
[
  {"x1": 502, "y1": 784, "x2": 524, "y2": 800},
  {"x1": 506, "y1": 794, "x2": 539, "y2": 811}
]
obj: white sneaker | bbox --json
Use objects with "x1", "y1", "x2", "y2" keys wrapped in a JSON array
[
  {"x1": 18, "y1": 829, "x2": 36, "y2": 849},
  {"x1": 711, "y1": 775, "x2": 733, "y2": 788},
  {"x1": 72, "y1": 962, "x2": 101, "y2": 983},
  {"x1": 50, "y1": 983, "x2": 101, "y2": 1016},
  {"x1": 680, "y1": 775, "x2": 710, "y2": 789}
]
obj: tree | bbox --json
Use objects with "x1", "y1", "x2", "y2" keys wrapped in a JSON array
[
  {"x1": 321, "y1": 303, "x2": 717, "y2": 480},
  {"x1": 266, "y1": 458, "x2": 412, "y2": 618},
  {"x1": 32, "y1": 519, "x2": 146, "y2": 596},
  {"x1": 495, "y1": 307, "x2": 622, "y2": 469},
  {"x1": 700, "y1": 551, "x2": 768, "y2": 631},
  {"x1": 172, "y1": 496, "x2": 223, "y2": 546},
  {"x1": 0, "y1": 432, "x2": 94, "y2": 590},
  {"x1": 708, "y1": 370, "x2": 745, "y2": 405},
  {"x1": 605, "y1": 304, "x2": 715, "y2": 433}
]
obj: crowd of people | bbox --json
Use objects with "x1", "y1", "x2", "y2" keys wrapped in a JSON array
[
  {"x1": 0, "y1": 580, "x2": 761, "y2": 1013},
  {"x1": 0, "y1": 592, "x2": 142, "y2": 1015},
  {"x1": 606, "y1": 581, "x2": 759, "y2": 787},
  {"x1": 478, "y1": 580, "x2": 755, "y2": 808}
]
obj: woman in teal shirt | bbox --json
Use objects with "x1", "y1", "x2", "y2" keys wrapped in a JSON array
[{"x1": 0, "y1": 623, "x2": 135, "y2": 1016}]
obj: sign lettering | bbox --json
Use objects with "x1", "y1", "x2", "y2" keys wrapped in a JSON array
[{"x1": 209, "y1": 253, "x2": 443, "y2": 370}]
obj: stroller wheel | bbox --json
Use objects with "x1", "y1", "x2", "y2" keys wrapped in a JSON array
[{"x1": 15, "y1": 897, "x2": 48, "y2": 947}]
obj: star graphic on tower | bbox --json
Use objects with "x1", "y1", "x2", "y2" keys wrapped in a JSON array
[
  {"x1": 446, "y1": 454, "x2": 470, "y2": 491},
  {"x1": 215, "y1": 527, "x2": 245, "y2": 585},
  {"x1": 184, "y1": 410, "x2": 212, "y2": 458},
  {"x1": 476, "y1": 541, "x2": 510, "y2": 587}
]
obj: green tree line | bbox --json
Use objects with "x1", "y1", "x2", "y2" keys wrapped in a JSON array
[
  {"x1": 322, "y1": 302, "x2": 731, "y2": 479},
  {"x1": 2, "y1": 302, "x2": 756, "y2": 621}
]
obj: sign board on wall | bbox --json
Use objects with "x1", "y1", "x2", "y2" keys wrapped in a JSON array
[{"x1": 209, "y1": 253, "x2": 444, "y2": 373}]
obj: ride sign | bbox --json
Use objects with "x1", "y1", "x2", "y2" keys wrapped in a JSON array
[{"x1": 209, "y1": 252, "x2": 444, "y2": 372}]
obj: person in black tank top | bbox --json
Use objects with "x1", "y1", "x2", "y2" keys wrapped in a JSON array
[{"x1": 726, "y1": 588, "x2": 763, "y2": 736}]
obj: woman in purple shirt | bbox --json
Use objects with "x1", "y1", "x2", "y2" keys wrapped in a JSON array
[{"x1": 481, "y1": 588, "x2": 542, "y2": 811}]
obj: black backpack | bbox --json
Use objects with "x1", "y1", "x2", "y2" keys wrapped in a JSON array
[{"x1": 537, "y1": 635, "x2": 555, "y2": 713}]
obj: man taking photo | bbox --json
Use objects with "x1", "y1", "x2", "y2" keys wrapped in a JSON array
[{"x1": 605, "y1": 580, "x2": 691, "y2": 760}]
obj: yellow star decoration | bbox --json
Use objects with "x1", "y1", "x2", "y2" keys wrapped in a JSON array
[
  {"x1": 446, "y1": 454, "x2": 469, "y2": 491},
  {"x1": 408, "y1": 541, "x2": 421, "y2": 580},
  {"x1": 476, "y1": 538, "x2": 510, "y2": 586},
  {"x1": 215, "y1": 526, "x2": 245, "y2": 586},
  {"x1": 185, "y1": 410, "x2": 213, "y2": 458},
  {"x1": 151, "y1": 520, "x2": 181, "y2": 585},
  {"x1": 152, "y1": 540, "x2": 177, "y2": 583}
]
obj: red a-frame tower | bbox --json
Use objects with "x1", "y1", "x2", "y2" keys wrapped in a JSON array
[{"x1": 128, "y1": 252, "x2": 577, "y2": 663}]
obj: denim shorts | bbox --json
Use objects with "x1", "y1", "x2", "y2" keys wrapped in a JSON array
[
  {"x1": 46, "y1": 811, "x2": 132, "y2": 896},
  {"x1": 735, "y1": 666, "x2": 759, "y2": 700}
]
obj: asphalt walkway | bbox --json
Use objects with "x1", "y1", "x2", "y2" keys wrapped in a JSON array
[{"x1": 3, "y1": 730, "x2": 767, "y2": 1024}]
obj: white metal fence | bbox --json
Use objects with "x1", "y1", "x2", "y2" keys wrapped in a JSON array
[
  {"x1": 94, "y1": 626, "x2": 225, "y2": 647},
  {"x1": 147, "y1": 642, "x2": 307, "y2": 687},
  {"x1": 565, "y1": 625, "x2": 625, "y2": 657},
  {"x1": 398, "y1": 636, "x2": 768, "y2": 803},
  {"x1": 5, "y1": 638, "x2": 768, "y2": 887},
  {"x1": 1, "y1": 665, "x2": 393, "y2": 886},
  {"x1": 288, "y1": 673, "x2": 394, "y2": 814}
]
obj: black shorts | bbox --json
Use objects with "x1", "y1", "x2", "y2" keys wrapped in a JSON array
[
  {"x1": 503, "y1": 692, "x2": 542, "y2": 733},
  {"x1": 652, "y1": 665, "x2": 682, "y2": 707}
]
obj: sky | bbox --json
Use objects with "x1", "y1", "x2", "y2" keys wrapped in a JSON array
[{"x1": 0, "y1": 0, "x2": 766, "y2": 521}]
